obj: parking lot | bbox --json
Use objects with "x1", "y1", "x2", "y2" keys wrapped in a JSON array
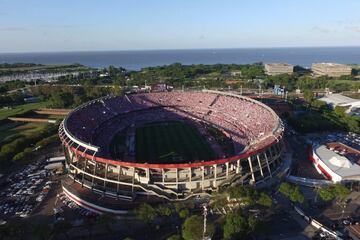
[
  {"x1": 307, "y1": 131, "x2": 360, "y2": 150},
  {"x1": 0, "y1": 160, "x2": 56, "y2": 222}
]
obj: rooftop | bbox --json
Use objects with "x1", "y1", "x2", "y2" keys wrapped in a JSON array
[
  {"x1": 312, "y1": 63, "x2": 351, "y2": 67},
  {"x1": 315, "y1": 143, "x2": 360, "y2": 179},
  {"x1": 319, "y1": 94, "x2": 360, "y2": 106},
  {"x1": 265, "y1": 63, "x2": 293, "y2": 67}
]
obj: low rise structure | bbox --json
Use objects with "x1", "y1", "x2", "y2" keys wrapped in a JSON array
[
  {"x1": 312, "y1": 63, "x2": 352, "y2": 77},
  {"x1": 310, "y1": 142, "x2": 360, "y2": 183},
  {"x1": 265, "y1": 63, "x2": 293, "y2": 76},
  {"x1": 319, "y1": 93, "x2": 360, "y2": 116}
]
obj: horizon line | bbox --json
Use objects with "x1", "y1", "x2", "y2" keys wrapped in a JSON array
[{"x1": 1, "y1": 45, "x2": 360, "y2": 55}]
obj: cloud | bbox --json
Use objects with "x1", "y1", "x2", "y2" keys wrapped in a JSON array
[
  {"x1": 198, "y1": 34, "x2": 205, "y2": 40},
  {"x1": 310, "y1": 26, "x2": 333, "y2": 33},
  {"x1": 345, "y1": 26, "x2": 360, "y2": 33},
  {"x1": 0, "y1": 27, "x2": 28, "y2": 32},
  {"x1": 40, "y1": 24, "x2": 91, "y2": 29}
]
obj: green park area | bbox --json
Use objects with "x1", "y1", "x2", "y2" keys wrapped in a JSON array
[{"x1": 0, "y1": 101, "x2": 49, "y2": 121}]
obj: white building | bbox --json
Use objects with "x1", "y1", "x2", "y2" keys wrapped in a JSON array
[
  {"x1": 319, "y1": 94, "x2": 360, "y2": 116},
  {"x1": 312, "y1": 63, "x2": 352, "y2": 77},
  {"x1": 311, "y1": 144, "x2": 360, "y2": 183},
  {"x1": 265, "y1": 63, "x2": 294, "y2": 76}
]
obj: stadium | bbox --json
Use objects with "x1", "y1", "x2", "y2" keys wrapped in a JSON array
[
  {"x1": 59, "y1": 90, "x2": 285, "y2": 214},
  {"x1": 310, "y1": 141, "x2": 360, "y2": 183}
]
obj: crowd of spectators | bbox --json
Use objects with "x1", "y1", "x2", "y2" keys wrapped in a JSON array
[{"x1": 63, "y1": 92, "x2": 281, "y2": 159}]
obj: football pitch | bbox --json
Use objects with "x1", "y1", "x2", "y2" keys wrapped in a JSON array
[{"x1": 135, "y1": 122, "x2": 216, "y2": 164}]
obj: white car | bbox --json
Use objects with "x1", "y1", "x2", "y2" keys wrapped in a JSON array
[{"x1": 319, "y1": 231, "x2": 329, "y2": 238}]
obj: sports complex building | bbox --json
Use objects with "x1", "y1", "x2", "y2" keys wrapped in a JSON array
[
  {"x1": 310, "y1": 141, "x2": 360, "y2": 183},
  {"x1": 59, "y1": 90, "x2": 285, "y2": 214}
]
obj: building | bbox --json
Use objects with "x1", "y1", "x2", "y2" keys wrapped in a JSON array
[
  {"x1": 59, "y1": 91, "x2": 285, "y2": 214},
  {"x1": 273, "y1": 85, "x2": 285, "y2": 96},
  {"x1": 311, "y1": 63, "x2": 352, "y2": 77},
  {"x1": 265, "y1": 63, "x2": 294, "y2": 76},
  {"x1": 309, "y1": 142, "x2": 360, "y2": 183},
  {"x1": 319, "y1": 93, "x2": 360, "y2": 116},
  {"x1": 230, "y1": 70, "x2": 242, "y2": 77}
]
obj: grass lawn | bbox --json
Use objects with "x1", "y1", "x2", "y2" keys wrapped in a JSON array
[
  {"x1": 0, "y1": 122, "x2": 47, "y2": 143},
  {"x1": 0, "y1": 101, "x2": 49, "y2": 121},
  {"x1": 135, "y1": 121, "x2": 216, "y2": 164}
]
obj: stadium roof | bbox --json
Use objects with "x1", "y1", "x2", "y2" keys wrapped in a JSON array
[
  {"x1": 314, "y1": 145, "x2": 360, "y2": 179},
  {"x1": 319, "y1": 94, "x2": 360, "y2": 107}
]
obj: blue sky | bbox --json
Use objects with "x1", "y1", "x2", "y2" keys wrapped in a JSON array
[{"x1": 1, "y1": 0, "x2": 360, "y2": 52}]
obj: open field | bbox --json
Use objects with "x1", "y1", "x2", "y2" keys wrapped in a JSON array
[
  {"x1": 0, "y1": 101, "x2": 49, "y2": 121},
  {"x1": 0, "y1": 122, "x2": 48, "y2": 143},
  {"x1": 135, "y1": 121, "x2": 216, "y2": 164}
]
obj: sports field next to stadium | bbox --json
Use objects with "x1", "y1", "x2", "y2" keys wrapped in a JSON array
[{"x1": 135, "y1": 121, "x2": 216, "y2": 164}]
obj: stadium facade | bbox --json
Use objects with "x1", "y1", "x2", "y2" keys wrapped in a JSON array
[
  {"x1": 59, "y1": 90, "x2": 285, "y2": 214},
  {"x1": 309, "y1": 142, "x2": 360, "y2": 183}
]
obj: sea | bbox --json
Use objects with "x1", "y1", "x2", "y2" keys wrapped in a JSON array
[{"x1": 0, "y1": 47, "x2": 360, "y2": 70}]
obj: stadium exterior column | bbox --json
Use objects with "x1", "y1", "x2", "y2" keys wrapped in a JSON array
[
  {"x1": 117, "y1": 166, "x2": 121, "y2": 196},
  {"x1": 225, "y1": 162, "x2": 229, "y2": 177},
  {"x1": 247, "y1": 157, "x2": 255, "y2": 183},
  {"x1": 104, "y1": 163, "x2": 108, "y2": 189},
  {"x1": 269, "y1": 147, "x2": 275, "y2": 164},
  {"x1": 236, "y1": 160, "x2": 240, "y2": 174},
  {"x1": 213, "y1": 164, "x2": 217, "y2": 187},
  {"x1": 131, "y1": 167, "x2": 135, "y2": 194},
  {"x1": 92, "y1": 162, "x2": 96, "y2": 189},
  {"x1": 264, "y1": 152, "x2": 272, "y2": 178},
  {"x1": 188, "y1": 168, "x2": 192, "y2": 191},
  {"x1": 81, "y1": 158, "x2": 88, "y2": 187},
  {"x1": 75, "y1": 156, "x2": 81, "y2": 183},
  {"x1": 71, "y1": 153, "x2": 76, "y2": 183},
  {"x1": 257, "y1": 155, "x2": 264, "y2": 177},
  {"x1": 145, "y1": 168, "x2": 150, "y2": 179},
  {"x1": 201, "y1": 166, "x2": 205, "y2": 190},
  {"x1": 176, "y1": 168, "x2": 179, "y2": 187},
  {"x1": 269, "y1": 146, "x2": 274, "y2": 157},
  {"x1": 162, "y1": 168, "x2": 165, "y2": 183}
]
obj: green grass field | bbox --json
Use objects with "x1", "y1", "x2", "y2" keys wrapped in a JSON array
[
  {"x1": 0, "y1": 122, "x2": 47, "y2": 143},
  {"x1": 135, "y1": 122, "x2": 216, "y2": 164},
  {"x1": 0, "y1": 101, "x2": 49, "y2": 121}
]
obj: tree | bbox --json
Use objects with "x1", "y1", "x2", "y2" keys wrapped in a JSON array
[
  {"x1": 31, "y1": 223, "x2": 52, "y2": 240},
  {"x1": 223, "y1": 213, "x2": 248, "y2": 240},
  {"x1": 318, "y1": 187, "x2": 335, "y2": 201},
  {"x1": 174, "y1": 202, "x2": 193, "y2": 219},
  {"x1": 279, "y1": 182, "x2": 305, "y2": 204},
  {"x1": 97, "y1": 213, "x2": 116, "y2": 233},
  {"x1": 178, "y1": 208, "x2": 189, "y2": 219},
  {"x1": 290, "y1": 186, "x2": 305, "y2": 204},
  {"x1": 167, "y1": 235, "x2": 182, "y2": 240},
  {"x1": 311, "y1": 100, "x2": 329, "y2": 111},
  {"x1": 257, "y1": 192, "x2": 273, "y2": 208},
  {"x1": 52, "y1": 220, "x2": 72, "y2": 240},
  {"x1": 134, "y1": 203, "x2": 158, "y2": 224},
  {"x1": 49, "y1": 92, "x2": 74, "y2": 108},
  {"x1": 279, "y1": 182, "x2": 292, "y2": 198},
  {"x1": 227, "y1": 186, "x2": 259, "y2": 204},
  {"x1": 156, "y1": 204, "x2": 173, "y2": 217},
  {"x1": 318, "y1": 184, "x2": 350, "y2": 201},
  {"x1": 333, "y1": 184, "x2": 350, "y2": 199},
  {"x1": 303, "y1": 89, "x2": 314, "y2": 104},
  {"x1": 248, "y1": 215, "x2": 262, "y2": 233},
  {"x1": 182, "y1": 215, "x2": 215, "y2": 240}
]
